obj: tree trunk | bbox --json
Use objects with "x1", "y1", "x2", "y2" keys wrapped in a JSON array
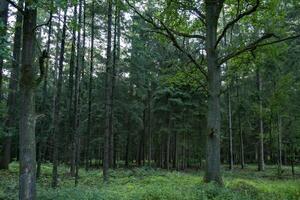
[
  {"x1": 1, "y1": 0, "x2": 23, "y2": 170},
  {"x1": 257, "y1": 67, "x2": 265, "y2": 171},
  {"x1": 236, "y1": 78, "x2": 245, "y2": 169},
  {"x1": 86, "y1": 0, "x2": 95, "y2": 171},
  {"x1": 228, "y1": 86, "x2": 233, "y2": 170},
  {"x1": 74, "y1": 0, "x2": 83, "y2": 186},
  {"x1": 277, "y1": 115, "x2": 282, "y2": 176},
  {"x1": 148, "y1": 88, "x2": 152, "y2": 166},
  {"x1": 0, "y1": 0, "x2": 8, "y2": 101},
  {"x1": 19, "y1": 1, "x2": 38, "y2": 199},
  {"x1": 166, "y1": 114, "x2": 171, "y2": 170},
  {"x1": 37, "y1": 4, "x2": 53, "y2": 179},
  {"x1": 51, "y1": 8, "x2": 67, "y2": 188},
  {"x1": 68, "y1": 5, "x2": 77, "y2": 176},
  {"x1": 103, "y1": 0, "x2": 113, "y2": 183},
  {"x1": 204, "y1": 0, "x2": 222, "y2": 184}
]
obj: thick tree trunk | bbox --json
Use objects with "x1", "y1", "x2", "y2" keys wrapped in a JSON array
[
  {"x1": 19, "y1": 2, "x2": 38, "y2": 199},
  {"x1": 103, "y1": 0, "x2": 113, "y2": 182},
  {"x1": 51, "y1": 8, "x2": 67, "y2": 188},
  {"x1": 1, "y1": 0, "x2": 23, "y2": 170},
  {"x1": 204, "y1": 0, "x2": 222, "y2": 184}
]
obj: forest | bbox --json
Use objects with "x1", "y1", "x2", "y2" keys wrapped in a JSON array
[{"x1": 0, "y1": 0, "x2": 300, "y2": 199}]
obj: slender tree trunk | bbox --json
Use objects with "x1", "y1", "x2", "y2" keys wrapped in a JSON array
[
  {"x1": 291, "y1": 151, "x2": 295, "y2": 177},
  {"x1": 51, "y1": 8, "x2": 67, "y2": 188},
  {"x1": 0, "y1": 0, "x2": 8, "y2": 101},
  {"x1": 103, "y1": 0, "x2": 113, "y2": 183},
  {"x1": 109, "y1": 1, "x2": 121, "y2": 168},
  {"x1": 166, "y1": 114, "x2": 171, "y2": 170},
  {"x1": 228, "y1": 86, "x2": 233, "y2": 170},
  {"x1": 148, "y1": 88, "x2": 152, "y2": 166},
  {"x1": 257, "y1": 67, "x2": 265, "y2": 171},
  {"x1": 19, "y1": 1, "x2": 38, "y2": 199},
  {"x1": 69, "y1": 5, "x2": 77, "y2": 176},
  {"x1": 74, "y1": 0, "x2": 83, "y2": 186},
  {"x1": 1, "y1": 0, "x2": 23, "y2": 170},
  {"x1": 37, "y1": 5, "x2": 53, "y2": 179},
  {"x1": 277, "y1": 115, "x2": 282, "y2": 176},
  {"x1": 86, "y1": 0, "x2": 95, "y2": 171},
  {"x1": 204, "y1": 0, "x2": 222, "y2": 184},
  {"x1": 236, "y1": 78, "x2": 245, "y2": 169}
]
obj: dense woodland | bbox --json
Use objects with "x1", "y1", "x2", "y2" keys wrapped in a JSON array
[{"x1": 0, "y1": 0, "x2": 300, "y2": 199}]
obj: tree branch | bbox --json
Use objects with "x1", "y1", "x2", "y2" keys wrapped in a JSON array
[
  {"x1": 33, "y1": 12, "x2": 53, "y2": 32},
  {"x1": 216, "y1": 0, "x2": 260, "y2": 48},
  {"x1": 35, "y1": 50, "x2": 49, "y2": 86},
  {"x1": 6, "y1": 0, "x2": 24, "y2": 14},
  {"x1": 219, "y1": 33, "x2": 300, "y2": 64},
  {"x1": 125, "y1": 0, "x2": 207, "y2": 79},
  {"x1": 175, "y1": 1, "x2": 206, "y2": 25}
]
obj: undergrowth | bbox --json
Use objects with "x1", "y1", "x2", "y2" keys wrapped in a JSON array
[{"x1": 0, "y1": 163, "x2": 299, "y2": 200}]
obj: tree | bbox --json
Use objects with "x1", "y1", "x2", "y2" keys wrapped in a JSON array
[{"x1": 103, "y1": 0, "x2": 113, "y2": 183}]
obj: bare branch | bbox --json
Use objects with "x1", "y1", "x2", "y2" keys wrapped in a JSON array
[
  {"x1": 6, "y1": 0, "x2": 24, "y2": 14},
  {"x1": 219, "y1": 33, "x2": 300, "y2": 64},
  {"x1": 216, "y1": 0, "x2": 260, "y2": 48}
]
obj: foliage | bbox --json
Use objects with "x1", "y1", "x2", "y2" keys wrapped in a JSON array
[{"x1": 1, "y1": 163, "x2": 300, "y2": 200}]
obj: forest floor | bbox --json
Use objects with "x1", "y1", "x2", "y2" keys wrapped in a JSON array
[{"x1": 0, "y1": 162, "x2": 300, "y2": 200}]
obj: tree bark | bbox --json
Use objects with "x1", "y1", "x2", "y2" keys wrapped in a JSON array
[
  {"x1": 228, "y1": 86, "x2": 233, "y2": 170},
  {"x1": 277, "y1": 114, "x2": 282, "y2": 176},
  {"x1": 86, "y1": 0, "x2": 95, "y2": 171},
  {"x1": 103, "y1": 0, "x2": 113, "y2": 183},
  {"x1": 74, "y1": 0, "x2": 83, "y2": 186},
  {"x1": 0, "y1": 0, "x2": 8, "y2": 101},
  {"x1": 257, "y1": 67, "x2": 265, "y2": 171},
  {"x1": 51, "y1": 7, "x2": 67, "y2": 188},
  {"x1": 204, "y1": 0, "x2": 223, "y2": 184},
  {"x1": 37, "y1": 3, "x2": 53, "y2": 179},
  {"x1": 236, "y1": 78, "x2": 245, "y2": 169},
  {"x1": 68, "y1": 5, "x2": 77, "y2": 176},
  {"x1": 19, "y1": 1, "x2": 38, "y2": 199},
  {"x1": 0, "y1": 0, "x2": 23, "y2": 170}
]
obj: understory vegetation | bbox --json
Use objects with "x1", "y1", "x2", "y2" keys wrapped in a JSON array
[{"x1": 1, "y1": 163, "x2": 299, "y2": 200}]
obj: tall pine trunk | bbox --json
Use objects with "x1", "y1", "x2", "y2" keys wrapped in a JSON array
[
  {"x1": 74, "y1": 0, "x2": 83, "y2": 186},
  {"x1": 69, "y1": 5, "x2": 77, "y2": 176},
  {"x1": 0, "y1": 0, "x2": 8, "y2": 101},
  {"x1": 1, "y1": 0, "x2": 23, "y2": 170},
  {"x1": 103, "y1": 0, "x2": 113, "y2": 182},
  {"x1": 86, "y1": 0, "x2": 95, "y2": 171},
  {"x1": 228, "y1": 86, "x2": 233, "y2": 170},
  {"x1": 257, "y1": 67, "x2": 264, "y2": 171},
  {"x1": 51, "y1": 8, "x2": 68, "y2": 188}
]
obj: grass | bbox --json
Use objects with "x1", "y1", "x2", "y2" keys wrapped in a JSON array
[{"x1": 0, "y1": 162, "x2": 299, "y2": 200}]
